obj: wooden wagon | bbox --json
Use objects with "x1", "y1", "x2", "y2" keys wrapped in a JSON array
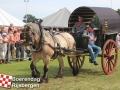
[{"x1": 67, "y1": 6, "x2": 120, "y2": 75}]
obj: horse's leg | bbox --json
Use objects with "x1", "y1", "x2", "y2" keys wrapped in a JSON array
[
  {"x1": 41, "y1": 56, "x2": 50, "y2": 83},
  {"x1": 30, "y1": 56, "x2": 40, "y2": 79},
  {"x1": 56, "y1": 56, "x2": 64, "y2": 78},
  {"x1": 70, "y1": 52, "x2": 79, "y2": 76}
]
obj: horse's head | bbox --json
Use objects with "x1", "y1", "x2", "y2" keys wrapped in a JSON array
[
  {"x1": 20, "y1": 24, "x2": 34, "y2": 45},
  {"x1": 20, "y1": 23, "x2": 40, "y2": 46}
]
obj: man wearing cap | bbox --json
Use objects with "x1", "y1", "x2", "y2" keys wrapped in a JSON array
[
  {"x1": 72, "y1": 16, "x2": 86, "y2": 36},
  {"x1": 82, "y1": 24, "x2": 101, "y2": 65}
]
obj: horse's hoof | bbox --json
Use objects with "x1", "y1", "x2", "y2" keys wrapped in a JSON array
[
  {"x1": 55, "y1": 74, "x2": 63, "y2": 78},
  {"x1": 73, "y1": 73, "x2": 78, "y2": 76},
  {"x1": 40, "y1": 78, "x2": 48, "y2": 83},
  {"x1": 32, "y1": 71, "x2": 40, "y2": 78}
]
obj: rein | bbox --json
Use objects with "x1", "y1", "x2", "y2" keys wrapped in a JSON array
[{"x1": 25, "y1": 23, "x2": 44, "y2": 52}]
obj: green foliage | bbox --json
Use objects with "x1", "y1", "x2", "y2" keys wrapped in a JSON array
[
  {"x1": 91, "y1": 14, "x2": 100, "y2": 29},
  {"x1": 117, "y1": 9, "x2": 120, "y2": 15},
  {"x1": 23, "y1": 14, "x2": 36, "y2": 23}
]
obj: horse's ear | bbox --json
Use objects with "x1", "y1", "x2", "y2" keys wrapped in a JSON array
[{"x1": 39, "y1": 19, "x2": 43, "y2": 24}]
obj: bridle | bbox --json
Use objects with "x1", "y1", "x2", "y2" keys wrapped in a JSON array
[{"x1": 22, "y1": 23, "x2": 44, "y2": 52}]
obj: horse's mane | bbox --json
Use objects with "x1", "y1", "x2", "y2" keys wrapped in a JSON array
[{"x1": 27, "y1": 23, "x2": 51, "y2": 38}]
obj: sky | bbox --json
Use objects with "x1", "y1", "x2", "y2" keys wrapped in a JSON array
[{"x1": 0, "y1": 0, "x2": 120, "y2": 21}]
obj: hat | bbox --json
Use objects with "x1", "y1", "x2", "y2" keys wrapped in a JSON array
[
  {"x1": 2, "y1": 33, "x2": 7, "y2": 36},
  {"x1": 86, "y1": 24, "x2": 94, "y2": 28},
  {"x1": 89, "y1": 24, "x2": 95, "y2": 28},
  {"x1": 93, "y1": 28, "x2": 99, "y2": 30}
]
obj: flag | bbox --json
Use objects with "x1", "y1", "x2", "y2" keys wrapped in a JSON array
[{"x1": 0, "y1": 74, "x2": 12, "y2": 88}]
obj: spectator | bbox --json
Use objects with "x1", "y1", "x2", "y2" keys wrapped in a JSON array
[
  {"x1": 8, "y1": 23, "x2": 14, "y2": 34},
  {"x1": 0, "y1": 26, "x2": 5, "y2": 35},
  {"x1": 15, "y1": 29, "x2": 24, "y2": 61},
  {"x1": 5, "y1": 27, "x2": 15, "y2": 63},
  {"x1": 0, "y1": 33, "x2": 8, "y2": 64},
  {"x1": 8, "y1": 30, "x2": 18, "y2": 59},
  {"x1": 72, "y1": 16, "x2": 86, "y2": 36},
  {"x1": 55, "y1": 28, "x2": 59, "y2": 32},
  {"x1": 0, "y1": 36, "x2": 3, "y2": 64},
  {"x1": 0, "y1": 34, "x2": 2, "y2": 40},
  {"x1": 49, "y1": 28, "x2": 54, "y2": 36},
  {"x1": 116, "y1": 33, "x2": 120, "y2": 49}
]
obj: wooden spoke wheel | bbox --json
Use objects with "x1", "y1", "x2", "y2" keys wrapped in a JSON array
[
  {"x1": 67, "y1": 55, "x2": 85, "y2": 69},
  {"x1": 102, "y1": 39, "x2": 118, "y2": 75}
]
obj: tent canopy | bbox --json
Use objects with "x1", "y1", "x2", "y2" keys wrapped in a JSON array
[
  {"x1": 0, "y1": 8, "x2": 25, "y2": 27},
  {"x1": 42, "y1": 7, "x2": 71, "y2": 28}
]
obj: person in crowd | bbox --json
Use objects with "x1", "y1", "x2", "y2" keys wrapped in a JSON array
[
  {"x1": 8, "y1": 30, "x2": 18, "y2": 59},
  {"x1": 15, "y1": 29, "x2": 24, "y2": 61},
  {"x1": 5, "y1": 27, "x2": 15, "y2": 63},
  {"x1": 0, "y1": 33, "x2": 8, "y2": 64},
  {"x1": 55, "y1": 28, "x2": 59, "y2": 32},
  {"x1": 49, "y1": 28, "x2": 54, "y2": 35},
  {"x1": 0, "y1": 36, "x2": 3, "y2": 64},
  {"x1": 8, "y1": 23, "x2": 14, "y2": 34},
  {"x1": 72, "y1": 16, "x2": 86, "y2": 36},
  {"x1": 116, "y1": 33, "x2": 120, "y2": 49},
  {"x1": 82, "y1": 24, "x2": 101, "y2": 65},
  {"x1": 0, "y1": 26, "x2": 2, "y2": 38},
  {"x1": 0, "y1": 26, "x2": 5, "y2": 35},
  {"x1": 2, "y1": 33, "x2": 8, "y2": 63}
]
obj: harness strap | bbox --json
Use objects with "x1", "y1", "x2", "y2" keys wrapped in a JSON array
[
  {"x1": 49, "y1": 33, "x2": 60, "y2": 47},
  {"x1": 34, "y1": 23, "x2": 44, "y2": 52}
]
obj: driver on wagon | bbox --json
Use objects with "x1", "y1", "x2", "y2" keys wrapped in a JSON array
[
  {"x1": 72, "y1": 16, "x2": 86, "y2": 37},
  {"x1": 82, "y1": 24, "x2": 101, "y2": 66}
]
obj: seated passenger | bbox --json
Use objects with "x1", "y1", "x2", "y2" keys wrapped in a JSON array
[
  {"x1": 72, "y1": 16, "x2": 86, "y2": 36},
  {"x1": 82, "y1": 24, "x2": 101, "y2": 66}
]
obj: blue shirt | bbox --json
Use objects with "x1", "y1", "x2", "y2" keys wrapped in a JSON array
[{"x1": 88, "y1": 33, "x2": 95, "y2": 45}]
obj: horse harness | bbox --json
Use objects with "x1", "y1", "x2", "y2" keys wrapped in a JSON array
[{"x1": 25, "y1": 23, "x2": 69, "y2": 59}]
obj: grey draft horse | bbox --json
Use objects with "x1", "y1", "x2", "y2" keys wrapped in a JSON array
[{"x1": 21, "y1": 22, "x2": 79, "y2": 83}]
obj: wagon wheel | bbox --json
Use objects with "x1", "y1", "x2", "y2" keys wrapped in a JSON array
[
  {"x1": 67, "y1": 55, "x2": 85, "y2": 69},
  {"x1": 102, "y1": 39, "x2": 118, "y2": 75}
]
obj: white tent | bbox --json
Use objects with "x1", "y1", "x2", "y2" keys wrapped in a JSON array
[
  {"x1": 42, "y1": 7, "x2": 71, "y2": 28},
  {"x1": 0, "y1": 8, "x2": 25, "y2": 26}
]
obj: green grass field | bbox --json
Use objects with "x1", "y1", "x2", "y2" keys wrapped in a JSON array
[{"x1": 0, "y1": 52, "x2": 120, "y2": 90}]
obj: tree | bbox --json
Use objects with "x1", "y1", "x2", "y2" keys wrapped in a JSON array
[
  {"x1": 23, "y1": 14, "x2": 36, "y2": 23},
  {"x1": 91, "y1": 14, "x2": 100, "y2": 29},
  {"x1": 117, "y1": 9, "x2": 120, "y2": 16}
]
